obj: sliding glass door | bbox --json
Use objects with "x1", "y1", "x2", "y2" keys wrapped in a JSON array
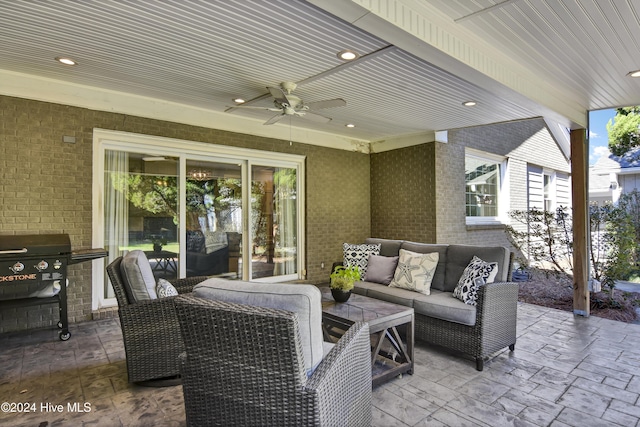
[
  {"x1": 185, "y1": 160, "x2": 242, "y2": 279},
  {"x1": 103, "y1": 152, "x2": 180, "y2": 297},
  {"x1": 251, "y1": 165, "x2": 297, "y2": 279},
  {"x1": 94, "y1": 130, "x2": 305, "y2": 310}
]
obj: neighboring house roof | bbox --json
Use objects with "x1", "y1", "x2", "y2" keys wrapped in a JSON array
[
  {"x1": 592, "y1": 146, "x2": 640, "y2": 172},
  {"x1": 589, "y1": 169, "x2": 613, "y2": 194}
]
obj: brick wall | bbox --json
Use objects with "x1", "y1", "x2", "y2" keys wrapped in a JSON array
[
  {"x1": 370, "y1": 143, "x2": 436, "y2": 242},
  {"x1": 437, "y1": 118, "x2": 570, "y2": 248},
  {"x1": 0, "y1": 95, "x2": 370, "y2": 332}
]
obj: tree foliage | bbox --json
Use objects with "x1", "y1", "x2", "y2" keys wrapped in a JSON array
[
  {"x1": 507, "y1": 203, "x2": 637, "y2": 295},
  {"x1": 505, "y1": 207, "x2": 573, "y2": 274},
  {"x1": 607, "y1": 106, "x2": 640, "y2": 156}
]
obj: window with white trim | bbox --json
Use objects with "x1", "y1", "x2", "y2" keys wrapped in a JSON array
[
  {"x1": 543, "y1": 171, "x2": 555, "y2": 212},
  {"x1": 465, "y1": 150, "x2": 507, "y2": 224}
]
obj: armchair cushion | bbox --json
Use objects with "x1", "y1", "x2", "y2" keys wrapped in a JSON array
[
  {"x1": 120, "y1": 250, "x2": 157, "y2": 302},
  {"x1": 193, "y1": 278, "x2": 324, "y2": 375}
]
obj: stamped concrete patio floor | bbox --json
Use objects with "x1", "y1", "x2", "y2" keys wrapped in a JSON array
[{"x1": 2, "y1": 302, "x2": 640, "y2": 426}]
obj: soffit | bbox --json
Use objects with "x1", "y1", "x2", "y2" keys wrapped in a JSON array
[{"x1": 0, "y1": 0, "x2": 544, "y2": 148}]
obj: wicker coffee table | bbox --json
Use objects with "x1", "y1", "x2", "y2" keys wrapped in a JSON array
[{"x1": 320, "y1": 288, "x2": 414, "y2": 386}]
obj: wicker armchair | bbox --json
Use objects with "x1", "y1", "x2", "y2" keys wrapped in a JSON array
[
  {"x1": 105, "y1": 256, "x2": 208, "y2": 383},
  {"x1": 174, "y1": 294, "x2": 373, "y2": 427}
]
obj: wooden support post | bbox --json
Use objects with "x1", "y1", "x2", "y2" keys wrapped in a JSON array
[{"x1": 571, "y1": 128, "x2": 589, "y2": 316}]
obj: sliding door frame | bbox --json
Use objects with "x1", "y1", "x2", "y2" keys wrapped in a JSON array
[{"x1": 92, "y1": 129, "x2": 306, "y2": 310}]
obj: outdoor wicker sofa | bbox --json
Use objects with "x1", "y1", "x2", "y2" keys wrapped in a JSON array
[
  {"x1": 338, "y1": 238, "x2": 518, "y2": 371},
  {"x1": 175, "y1": 279, "x2": 372, "y2": 426},
  {"x1": 106, "y1": 254, "x2": 208, "y2": 383}
]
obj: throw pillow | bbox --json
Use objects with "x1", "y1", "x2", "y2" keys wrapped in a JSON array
[
  {"x1": 452, "y1": 256, "x2": 499, "y2": 305},
  {"x1": 364, "y1": 254, "x2": 399, "y2": 285},
  {"x1": 388, "y1": 249, "x2": 439, "y2": 295},
  {"x1": 343, "y1": 243, "x2": 381, "y2": 277},
  {"x1": 156, "y1": 278, "x2": 178, "y2": 298}
]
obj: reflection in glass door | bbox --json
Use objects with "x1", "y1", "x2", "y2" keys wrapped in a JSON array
[
  {"x1": 104, "y1": 152, "x2": 179, "y2": 298},
  {"x1": 251, "y1": 165, "x2": 297, "y2": 280},
  {"x1": 185, "y1": 160, "x2": 242, "y2": 279}
]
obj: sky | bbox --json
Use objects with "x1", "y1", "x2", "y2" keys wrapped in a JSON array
[{"x1": 588, "y1": 108, "x2": 616, "y2": 165}]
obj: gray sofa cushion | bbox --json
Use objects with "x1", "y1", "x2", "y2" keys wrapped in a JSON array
[
  {"x1": 444, "y1": 245, "x2": 510, "y2": 292},
  {"x1": 400, "y1": 242, "x2": 449, "y2": 291},
  {"x1": 366, "y1": 285, "x2": 417, "y2": 307},
  {"x1": 120, "y1": 250, "x2": 158, "y2": 302},
  {"x1": 352, "y1": 280, "x2": 382, "y2": 296},
  {"x1": 365, "y1": 238, "x2": 404, "y2": 257},
  {"x1": 412, "y1": 290, "x2": 477, "y2": 326},
  {"x1": 193, "y1": 278, "x2": 323, "y2": 375}
]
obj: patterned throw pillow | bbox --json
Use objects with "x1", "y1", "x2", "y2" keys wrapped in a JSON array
[
  {"x1": 452, "y1": 256, "x2": 499, "y2": 305},
  {"x1": 388, "y1": 249, "x2": 439, "y2": 295},
  {"x1": 156, "y1": 278, "x2": 179, "y2": 298},
  {"x1": 343, "y1": 243, "x2": 381, "y2": 277}
]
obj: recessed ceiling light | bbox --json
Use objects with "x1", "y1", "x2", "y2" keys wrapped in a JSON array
[
  {"x1": 55, "y1": 57, "x2": 77, "y2": 66},
  {"x1": 337, "y1": 49, "x2": 360, "y2": 61},
  {"x1": 233, "y1": 98, "x2": 246, "y2": 104},
  {"x1": 627, "y1": 70, "x2": 640, "y2": 78},
  {"x1": 462, "y1": 101, "x2": 477, "y2": 106},
  {"x1": 345, "y1": 123, "x2": 356, "y2": 128}
]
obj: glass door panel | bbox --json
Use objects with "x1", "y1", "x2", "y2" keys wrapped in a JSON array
[
  {"x1": 104, "y1": 151, "x2": 179, "y2": 299},
  {"x1": 251, "y1": 166, "x2": 297, "y2": 280},
  {"x1": 185, "y1": 160, "x2": 242, "y2": 278}
]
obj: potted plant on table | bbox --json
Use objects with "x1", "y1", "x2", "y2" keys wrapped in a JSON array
[
  {"x1": 152, "y1": 237, "x2": 167, "y2": 253},
  {"x1": 329, "y1": 264, "x2": 361, "y2": 302}
]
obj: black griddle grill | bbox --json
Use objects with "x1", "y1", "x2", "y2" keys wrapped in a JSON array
[{"x1": 0, "y1": 234, "x2": 107, "y2": 340}]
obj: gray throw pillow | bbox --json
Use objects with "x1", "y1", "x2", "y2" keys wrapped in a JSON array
[{"x1": 363, "y1": 254, "x2": 398, "y2": 285}]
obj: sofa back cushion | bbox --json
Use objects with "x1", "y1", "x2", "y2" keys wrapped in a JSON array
[
  {"x1": 192, "y1": 278, "x2": 323, "y2": 375},
  {"x1": 444, "y1": 245, "x2": 510, "y2": 292},
  {"x1": 400, "y1": 242, "x2": 449, "y2": 291},
  {"x1": 365, "y1": 238, "x2": 404, "y2": 257}
]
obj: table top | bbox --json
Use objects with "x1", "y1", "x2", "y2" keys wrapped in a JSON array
[
  {"x1": 144, "y1": 250, "x2": 177, "y2": 259},
  {"x1": 320, "y1": 288, "x2": 414, "y2": 333}
]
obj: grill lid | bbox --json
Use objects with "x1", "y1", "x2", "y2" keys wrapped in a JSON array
[{"x1": 0, "y1": 234, "x2": 71, "y2": 257}]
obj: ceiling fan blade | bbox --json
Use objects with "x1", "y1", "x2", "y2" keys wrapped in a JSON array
[
  {"x1": 305, "y1": 98, "x2": 346, "y2": 110},
  {"x1": 267, "y1": 86, "x2": 290, "y2": 105},
  {"x1": 300, "y1": 111, "x2": 332, "y2": 123},
  {"x1": 263, "y1": 113, "x2": 286, "y2": 125},
  {"x1": 226, "y1": 105, "x2": 282, "y2": 111}
]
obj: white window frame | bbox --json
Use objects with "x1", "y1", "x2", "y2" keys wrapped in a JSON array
[
  {"x1": 543, "y1": 169, "x2": 557, "y2": 212},
  {"x1": 465, "y1": 148, "x2": 509, "y2": 226},
  {"x1": 91, "y1": 129, "x2": 306, "y2": 310}
]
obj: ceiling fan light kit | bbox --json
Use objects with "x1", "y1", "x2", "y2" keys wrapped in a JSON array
[{"x1": 231, "y1": 81, "x2": 347, "y2": 126}]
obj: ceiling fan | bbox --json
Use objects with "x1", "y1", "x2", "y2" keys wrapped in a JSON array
[{"x1": 231, "y1": 81, "x2": 346, "y2": 125}]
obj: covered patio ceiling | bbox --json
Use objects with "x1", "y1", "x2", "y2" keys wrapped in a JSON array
[{"x1": 0, "y1": 0, "x2": 638, "y2": 152}]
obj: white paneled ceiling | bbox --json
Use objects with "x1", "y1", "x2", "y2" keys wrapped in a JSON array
[{"x1": 0, "y1": 0, "x2": 639, "y2": 150}]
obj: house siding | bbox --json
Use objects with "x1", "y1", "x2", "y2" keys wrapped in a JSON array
[
  {"x1": 0, "y1": 95, "x2": 370, "y2": 332},
  {"x1": 436, "y1": 118, "x2": 571, "y2": 247}
]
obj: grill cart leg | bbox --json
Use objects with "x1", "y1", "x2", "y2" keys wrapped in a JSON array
[{"x1": 58, "y1": 276, "x2": 70, "y2": 341}]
